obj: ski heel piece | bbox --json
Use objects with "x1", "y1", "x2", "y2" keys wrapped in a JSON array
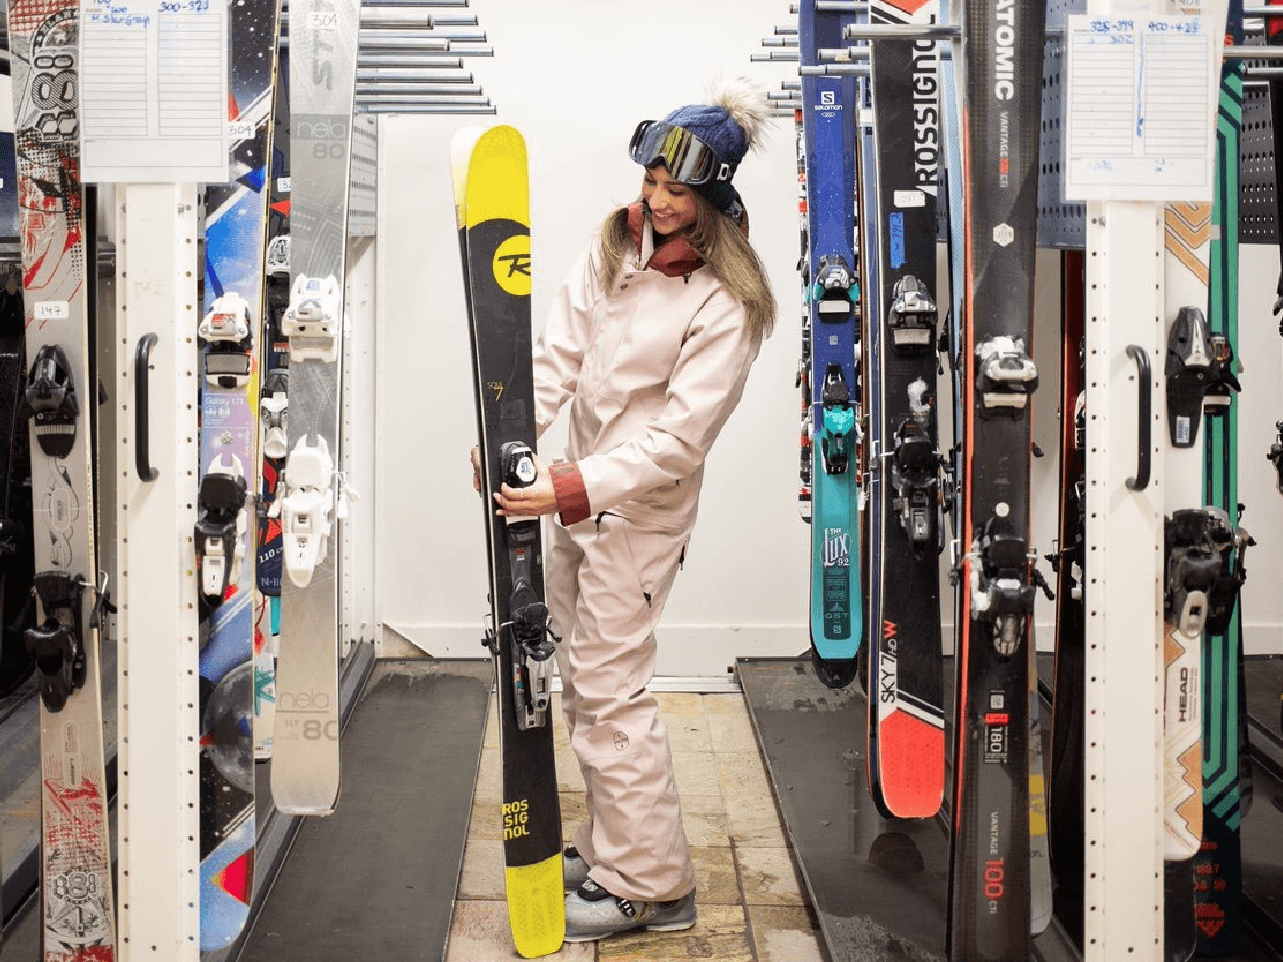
[
  {"x1": 20, "y1": 343, "x2": 79, "y2": 458},
  {"x1": 888, "y1": 274, "x2": 937, "y2": 354},
  {"x1": 282, "y1": 274, "x2": 341, "y2": 362},
  {"x1": 820, "y1": 364, "x2": 855, "y2": 474},
  {"x1": 1165, "y1": 306, "x2": 1212, "y2": 448},
  {"x1": 25, "y1": 570, "x2": 87, "y2": 712},
  {"x1": 1203, "y1": 508, "x2": 1253, "y2": 637},
  {"x1": 812, "y1": 254, "x2": 857, "y2": 323},
  {"x1": 975, "y1": 336, "x2": 1037, "y2": 416},
  {"x1": 891, "y1": 417, "x2": 940, "y2": 551},
  {"x1": 195, "y1": 453, "x2": 250, "y2": 607},
  {"x1": 1164, "y1": 509, "x2": 1223, "y2": 637},
  {"x1": 199, "y1": 291, "x2": 255, "y2": 389},
  {"x1": 274, "y1": 435, "x2": 336, "y2": 587},
  {"x1": 1201, "y1": 333, "x2": 1242, "y2": 419},
  {"x1": 969, "y1": 518, "x2": 1036, "y2": 656}
]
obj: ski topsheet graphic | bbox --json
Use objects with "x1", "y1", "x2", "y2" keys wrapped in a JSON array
[
  {"x1": 944, "y1": 0, "x2": 1045, "y2": 958},
  {"x1": 799, "y1": 0, "x2": 862, "y2": 689},
  {"x1": 864, "y1": 0, "x2": 946, "y2": 820},
  {"x1": 452, "y1": 125, "x2": 563, "y2": 959},
  {"x1": 270, "y1": 0, "x2": 360, "y2": 815},
  {"x1": 196, "y1": 0, "x2": 282, "y2": 945},
  {"x1": 7, "y1": 0, "x2": 116, "y2": 955}
]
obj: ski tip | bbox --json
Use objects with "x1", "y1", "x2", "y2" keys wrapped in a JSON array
[
  {"x1": 505, "y1": 853, "x2": 565, "y2": 958},
  {"x1": 465, "y1": 125, "x2": 529, "y2": 231}
]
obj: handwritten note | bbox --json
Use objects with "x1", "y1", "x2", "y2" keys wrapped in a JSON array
[
  {"x1": 80, "y1": 0, "x2": 229, "y2": 183},
  {"x1": 1063, "y1": 14, "x2": 1217, "y2": 201}
]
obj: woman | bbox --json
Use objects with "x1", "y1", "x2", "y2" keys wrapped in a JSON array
[{"x1": 485, "y1": 78, "x2": 776, "y2": 943}]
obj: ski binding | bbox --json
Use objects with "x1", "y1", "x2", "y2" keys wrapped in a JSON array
[
  {"x1": 976, "y1": 336, "x2": 1038, "y2": 416},
  {"x1": 968, "y1": 515, "x2": 1036, "y2": 657},
  {"x1": 282, "y1": 274, "x2": 341, "y2": 363},
  {"x1": 275, "y1": 435, "x2": 341, "y2": 587},
  {"x1": 1165, "y1": 306, "x2": 1213, "y2": 448},
  {"x1": 888, "y1": 274, "x2": 937, "y2": 353},
  {"x1": 1203, "y1": 507, "x2": 1253, "y2": 637},
  {"x1": 1164, "y1": 509, "x2": 1222, "y2": 637},
  {"x1": 194, "y1": 453, "x2": 249, "y2": 606},
  {"x1": 494, "y1": 441, "x2": 559, "y2": 730},
  {"x1": 25, "y1": 570, "x2": 88, "y2": 712},
  {"x1": 1201, "y1": 333, "x2": 1241, "y2": 419},
  {"x1": 199, "y1": 291, "x2": 255, "y2": 389},
  {"x1": 820, "y1": 363, "x2": 855, "y2": 474},
  {"x1": 21, "y1": 343, "x2": 79, "y2": 458},
  {"x1": 812, "y1": 254, "x2": 857, "y2": 322},
  {"x1": 890, "y1": 417, "x2": 939, "y2": 552},
  {"x1": 260, "y1": 369, "x2": 289, "y2": 460}
]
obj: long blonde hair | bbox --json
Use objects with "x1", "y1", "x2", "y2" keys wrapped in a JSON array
[{"x1": 597, "y1": 194, "x2": 776, "y2": 343}]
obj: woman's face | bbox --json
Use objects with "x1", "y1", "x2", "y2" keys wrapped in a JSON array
[{"x1": 642, "y1": 164, "x2": 699, "y2": 236}]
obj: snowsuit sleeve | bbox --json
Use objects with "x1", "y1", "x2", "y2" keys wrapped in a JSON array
[
  {"x1": 531, "y1": 240, "x2": 602, "y2": 439},
  {"x1": 573, "y1": 289, "x2": 761, "y2": 519}
]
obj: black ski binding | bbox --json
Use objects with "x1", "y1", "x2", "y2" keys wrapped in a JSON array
[
  {"x1": 20, "y1": 344, "x2": 79, "y2": 459},
  {"x1": 1165, "y1": 306, "x2": 1212, "y2": 448},
  {"x1": 510, "y1": 580, "x2": 556, "y2": 731},
  {"x1": 975, "y1": 336, "x2": 1037, "y2": 417},
  {"x1": 1203, "y1": 507, "x2": 1252, "y2": 637},
  {"x1": 820, "y1": 364, "x2": 854, "y2": 475},
  {"x1": 1201, "y1": 333, "x2": 1241, "y2": 419},
  {"x1": 812, "y1": 254, "x2": 856, "y2": 324},
  {"x1": 1163, "y1": 509, "x2": 1222, "y2": 637},
  {"x1": 25, "y1": 570, "x2": 87, "y2": 712},
  {"x1": 890, "y1": 418, "x2": 939, "y2": 553},
  {"x1": 970, "y1": 517, "x2": 1035, "y2": 657},
  {"x1": 194, "y1": 454, "x2": 249, "y2": 608},
  {"x1": 887, "y1": 274, "x2": 937, "y2": 355},
  {"x1": 199, "y1": 292, "x2": 255, "y2": 390}
]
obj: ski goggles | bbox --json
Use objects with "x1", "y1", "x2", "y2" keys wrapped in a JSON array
[{"x1": 628, "y1": 120, "x2": 734, "y2": 186}]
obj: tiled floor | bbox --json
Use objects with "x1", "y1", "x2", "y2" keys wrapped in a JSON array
[{"x1": 445, "y1": 690, "x2": 828, "y2": 962}]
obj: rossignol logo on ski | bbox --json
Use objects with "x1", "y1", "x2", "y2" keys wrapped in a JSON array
[
  {"x1": 879, "y1": 622, "x2": 898, "y2": 703},
  {"x1": 912, "y1": 38, "x2": 939, "y2": 193},
  {"x1": 492, "y1": 233, "x2": 531, "y2": 297},
  {"x1": 502, "y1": 798, "x2": 531, "y2": 840}
]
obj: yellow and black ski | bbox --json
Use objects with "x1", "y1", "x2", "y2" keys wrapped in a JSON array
[{"x1": 452, "y1": 125, "x2": 564, "y2": 960}]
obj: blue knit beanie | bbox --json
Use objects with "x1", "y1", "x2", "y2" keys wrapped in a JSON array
[
  {"x1": 645, "y1": 78, "x2": 770, "y2": 215},
  {"x1": 661, "y1": 103, "x2": 750, "y2": 213}
]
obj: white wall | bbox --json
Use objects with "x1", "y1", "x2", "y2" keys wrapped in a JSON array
[{"x1": 373, "y1": 0, "x2": 1283, "y2": 676}]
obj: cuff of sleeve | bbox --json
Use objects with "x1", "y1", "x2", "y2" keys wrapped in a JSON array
[{"x1": 549, "y1": 461, "x2": 591, "y2": 526}]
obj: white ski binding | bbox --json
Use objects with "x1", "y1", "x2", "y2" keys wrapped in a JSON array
[
  {"x1": 976, "y1": 336, "x2": 1038, "y2": 415},
  {"x1": 260, "y1": 369, "x2": 289, "y2": 460},
  {"x1": 282, "y1": 274, "x2": 340, "y2": 363},
  {"x1": 199, "y1": 291, "x2": 255, "y2": 389},
  {"x1": 275, "y1": 435, "x2": 337, "y2": 587}
]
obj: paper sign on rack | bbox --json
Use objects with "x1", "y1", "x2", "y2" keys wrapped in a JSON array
[
  {"x1": 1063, "y1": 14, "x2": 1218, "y2": 202},
  {"x1": 79, "y1": 0, "x2": 229, "y2": 183}
]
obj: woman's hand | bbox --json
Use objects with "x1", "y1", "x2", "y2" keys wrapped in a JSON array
[
  {"x1": 471, "y1": 446, "x2": 482, "y2": 494},
  {"x1": 494, "y1": 453, "x2": 560, "y2": 518}
]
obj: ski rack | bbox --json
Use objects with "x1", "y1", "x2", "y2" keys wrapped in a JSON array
[{"x1": 114, "y1": 183, "x2": 203, "y2": 960}]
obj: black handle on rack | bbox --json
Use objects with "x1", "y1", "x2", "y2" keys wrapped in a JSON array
[
  {"x1": 1126, "y1": 344, "x2": 1151, "y2": 491},
  {"x1": 134, "y1": 333, "x2": 158, "y2": 482}
]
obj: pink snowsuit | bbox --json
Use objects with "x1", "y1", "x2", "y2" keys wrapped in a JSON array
[{"x1": 533, "y1": 205, "x2": 762, "y2": 902}]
